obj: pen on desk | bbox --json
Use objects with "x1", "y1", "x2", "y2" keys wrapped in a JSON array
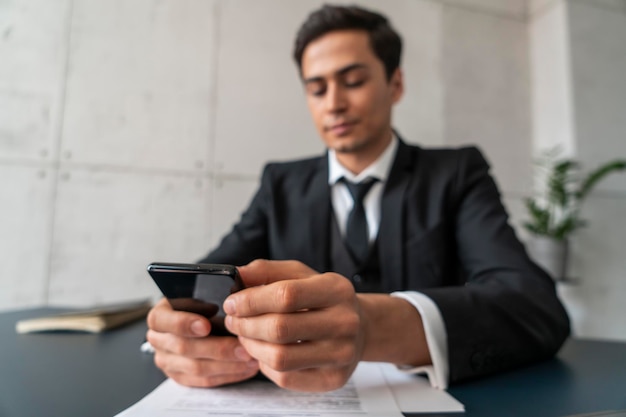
[{"x1": 140, "y1": 340, "x2": 155, "y2": 354}]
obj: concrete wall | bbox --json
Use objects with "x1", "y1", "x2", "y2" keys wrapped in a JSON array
[{"x1": 1, "y1": 0, "x2": 624, "y2": 340}]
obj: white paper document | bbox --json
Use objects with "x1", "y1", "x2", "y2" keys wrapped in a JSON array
[
  {"x1": 379, "y1": 364, "x2": 464, "y2": 413},
  {"x1": 116, "y1": 362, "x2": 464, "y2": 417}
]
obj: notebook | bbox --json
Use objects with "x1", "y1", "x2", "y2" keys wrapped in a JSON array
[{"x1": 15, "y1": 299, "x2": 152, "y2": 334}]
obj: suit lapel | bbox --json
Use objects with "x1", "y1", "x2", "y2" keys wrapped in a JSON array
[
  {"x1": 378, "y1": 139, "x2": 417, "y2": 292},
  {"x1": 304, "y1": 156, "x2": 332, "y2": 272}
]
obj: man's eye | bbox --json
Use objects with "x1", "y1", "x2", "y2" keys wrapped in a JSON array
[
  {"x1": 344, "y1": 78, "x2": 365, "y2": 88},
  {"x1": 308, "y1": 87, "x2": 326, "y2": 97}
]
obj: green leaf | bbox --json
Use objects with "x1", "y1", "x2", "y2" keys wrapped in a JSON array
[
  {"x1": 546, "y1": 160, "x2": 578, "y2": 207},
  {"x1": 552, "y1": 217, "x2": 584, "y2": 240},
  {"x1": 524, "y1": 198, "x2": 550, "y2": 235},
  {"x1": 576, "y1": 160, "x2": 626, "y2": 201}
]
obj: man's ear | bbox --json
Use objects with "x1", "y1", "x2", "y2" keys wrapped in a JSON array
[{"x1": 389, "y1": 68, "x2": 404, "y2": 104}]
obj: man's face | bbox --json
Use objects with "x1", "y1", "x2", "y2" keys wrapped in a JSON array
[{"x1": 300, "y1": 30, "x2": 403, "y2": 155}]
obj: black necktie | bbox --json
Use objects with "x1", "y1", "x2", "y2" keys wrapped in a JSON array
[{"x1": 341, "y1": 177, "x2": 377, "y2": 264}]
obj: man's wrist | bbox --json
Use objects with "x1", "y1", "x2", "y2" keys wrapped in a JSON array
[{"x1": 357, "y1": 293, "x2": 431, "y2": 366}]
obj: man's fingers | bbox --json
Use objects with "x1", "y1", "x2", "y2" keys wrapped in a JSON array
[
  {"x1": 225, "y1": 272, "x2": 354, "y2": 316},
  {"x1": 147, "y1": 298, "x2": 211, "y2": 337},
  {"x1": 238, "y1": 337, "x2": 357, "y2": 373},
  {"x1": 146, "y1": 329, "x2": 255, "y2": 362},
  {"x1": 259, "y1": 364, "x2": 354, "y2": 393},
  {"x1": 148, "y1": 329, "x2": 260, "y2": 388},
  {"x1": 226, "y1": 307, "x2": 359, "y2": 344},
  {"x1": 167, "y1": 369, "x2": 260, "y2": 389},
  {"x1": 237, "y1": 259, "x2": 318, "y2": 287},
  {"x1": 155, "y1": 350, "x2": 259, "y2": 385}
]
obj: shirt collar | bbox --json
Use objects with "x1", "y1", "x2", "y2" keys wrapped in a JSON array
[{"x1": 328, "y1": 134, "x2": 399, "y2": 185}]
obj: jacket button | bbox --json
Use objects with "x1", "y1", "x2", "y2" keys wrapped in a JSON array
[{"x1": 352, "y1": 274, "x2": 362, "y2": 284}]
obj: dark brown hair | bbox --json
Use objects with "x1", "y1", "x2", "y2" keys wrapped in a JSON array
[{"x1": 293, "y1": 4, "x2": 403, "y2": 80}]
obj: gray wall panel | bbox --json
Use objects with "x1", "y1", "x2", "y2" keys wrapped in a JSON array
[
  {"x1": 0, "y1": 165, "x2": 54, "y2": 311},
  {"x1": 442, "y1": 5, "x2": 532, "y2": 195},
  {"x1": 61, "y1": 0, "x2": 217, "y2": 171},
  {"x1": 0, "y1": 0, "x2": 69, "y2": 162},
  {"x1": 48, "y1": 169, "x2": 210, "y2": 306}
]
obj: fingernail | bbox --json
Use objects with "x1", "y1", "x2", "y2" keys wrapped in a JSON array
[
  {"x1": 224, "y1": 315, "x2": 234, "y2": 332},
  {"x1": 234, "y1": 346, "x2": 252, "y2": 361},
  {"x1": 190, "y1": 320, "x2": 206, "y2": 336},
  {"x1": 224, "y1": 299, "x2": 236, "y2": 315}
]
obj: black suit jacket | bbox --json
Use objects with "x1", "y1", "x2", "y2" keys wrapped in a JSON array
[{"x1": 200, "y1": 139, "x2": 570, "y2": 383}]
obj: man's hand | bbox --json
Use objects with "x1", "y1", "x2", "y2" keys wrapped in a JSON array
[
  {"x1": 146, "y1": 298, "x2": 260, "y2": 387},
  {"x1": 223, "y1": 259, "x2": 367, "y2": 392},
  {"x1": 147, "y1": 259, "x2": 431, "y2": 392}
]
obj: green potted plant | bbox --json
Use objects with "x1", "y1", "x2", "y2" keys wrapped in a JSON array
[{"x1": 524, "y1": 151, "x2": 626, "y2": 281}]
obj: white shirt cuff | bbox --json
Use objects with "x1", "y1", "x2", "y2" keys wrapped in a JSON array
[{"x1": 391, "y1": 291, "x2": 449, "y2": 389}]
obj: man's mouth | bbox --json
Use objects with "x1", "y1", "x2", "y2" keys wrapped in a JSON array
[{"x1": 326, "y1": 120, "x2": 357, "y2": 136}]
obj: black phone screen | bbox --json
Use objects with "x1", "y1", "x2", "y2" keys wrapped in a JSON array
[{"x1": 147, "y1": 263, "x2": 244, "y2": 336}]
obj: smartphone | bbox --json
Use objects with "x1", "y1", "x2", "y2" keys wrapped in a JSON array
[{"x1": 147, "y1": 262, "x2": 245, "y2": 336}]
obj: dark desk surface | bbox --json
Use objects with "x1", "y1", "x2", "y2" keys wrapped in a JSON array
[{"x1": 1, "y1": 308, "x2": 625, "y2": 417}]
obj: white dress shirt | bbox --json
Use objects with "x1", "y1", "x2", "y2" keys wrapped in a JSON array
[{"x1": 327, "y1": 136, "x2": 449, "y2": 389}]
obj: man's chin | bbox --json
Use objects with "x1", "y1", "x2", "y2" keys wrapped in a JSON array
[{"x1": 331, "y1": 138, "x2": 369, "y2": 154}]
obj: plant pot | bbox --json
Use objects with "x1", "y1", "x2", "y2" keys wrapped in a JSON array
[{"x1": 527, "y1": 236, "x2": 569, "y2": 281}]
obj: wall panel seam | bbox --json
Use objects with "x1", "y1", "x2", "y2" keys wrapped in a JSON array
[
  {"x1": 43, "y1": 0, "x2": 75, "y2": 306},
  {"x1": 207, "y1": 0, "x2": 222, "y2": 246},
  {"x1": 55, "y1": 162, "x2": 210, "y2": 178}
]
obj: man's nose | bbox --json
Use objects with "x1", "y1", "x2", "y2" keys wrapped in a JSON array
[{"x1": 325, "y1": 84, "x2": 348, "y2": 113}]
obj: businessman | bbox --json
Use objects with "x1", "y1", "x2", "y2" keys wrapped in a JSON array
[{"x1": 147, "y1": 4, "x2": 570, "y2": 392}]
